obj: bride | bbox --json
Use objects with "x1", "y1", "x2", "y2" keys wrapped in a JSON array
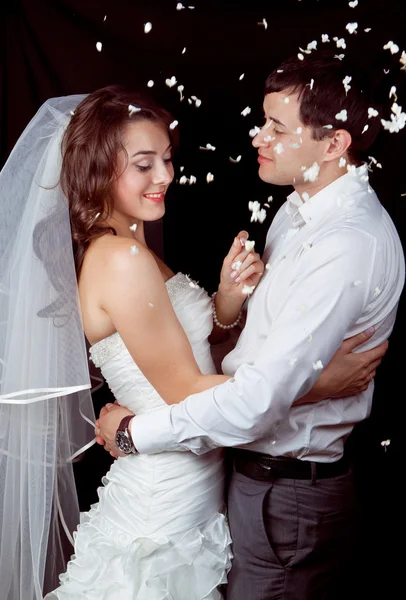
[{"x1": 0, "y1": 85, "x2": 381, "y2": 600}]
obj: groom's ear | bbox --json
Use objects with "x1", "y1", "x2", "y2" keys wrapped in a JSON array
[{"x1": 324, "y1": 129, "x2": 352, "y2": 163}]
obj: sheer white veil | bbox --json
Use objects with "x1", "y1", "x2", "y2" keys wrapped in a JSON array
[{"x1": 0, "y1": 95, "x2": 96, "y2": 598}]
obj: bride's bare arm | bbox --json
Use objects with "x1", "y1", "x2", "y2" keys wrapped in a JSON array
[{"x1": 100, "y1": 240, "x2": 229, "y2": 405}]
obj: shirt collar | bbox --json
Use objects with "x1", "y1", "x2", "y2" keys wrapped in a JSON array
[{"x1": 285, "y1": 164, "x2": 370, "y2": 229}]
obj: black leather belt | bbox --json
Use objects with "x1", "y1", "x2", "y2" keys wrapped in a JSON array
[{"x1": 233, "y1": 449, "x2": 349, "y2": 481}]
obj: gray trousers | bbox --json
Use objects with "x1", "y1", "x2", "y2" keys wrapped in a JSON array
[{"x1": 226, "y1": 466, "x2": 357, "y2": 600}]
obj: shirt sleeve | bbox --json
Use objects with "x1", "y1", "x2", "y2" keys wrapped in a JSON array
[{"x1": 131, "y1": 228, "x2": 376, "y2": 455}]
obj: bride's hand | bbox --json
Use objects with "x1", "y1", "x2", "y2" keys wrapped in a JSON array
[
  {"x1": 219, "y1": 231, "x2": 265, "y2": 303},
  {"x1": 294, "y1": 328, "x2": 388, "y2": 406}
]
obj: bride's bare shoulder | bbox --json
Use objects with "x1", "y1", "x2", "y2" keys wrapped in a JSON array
[{"x1": 83, "y1": 234, "x2": 161, "y2": 289}]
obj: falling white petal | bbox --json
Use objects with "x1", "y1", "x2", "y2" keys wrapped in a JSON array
[
  {"x1": 244, "y1": 240, "x2": 255, "y2": 252},
  {"x1": 182, "y1": 47, "x2": 187, "y2": 54},
  {"x1": 177, "y1": 84, "x2": 184, "y2": 101},
  {"x1": 335, "y1": 109, "x2": 348, "y2": 122},
  {"x1": 313, "y1": 360, "x2": 324, "y2": 371},
  {"x1": 339, "y1": 157, "x2": 347, "y2": 168},
  {"x1": 239, "y1": 73, "x2": 245, "y2": 80},
  {"x1": 303, "y1": 162, "x2": 320, "y2": 182},
  {"x1": 389, "y1": 86, "x2": 397, "y2": 101},
  {"x1": 165, "y1": 76, "x2": 177, "y2": 88},
  {"x1": 186, "y1": 274, "x2": 200, "y2": 288},
  {"x1": 373, "y1": 286, "x2": 381, "y2": 298},
  {"x1": 129, "y1": 223, "x2": 137, "y2": 232},
  {"x1": 381, "y1": 102, "x2": 406, "y2": 133},
  {"x1": 345, "y1": 22, "x2": 358, "y2": 35},
  {"x1": 242, "y1": 285, "x2": 256, "y2": 295},
  {"x1": 298, "y1": 53, "x2": 304, "y2": 61},
  {"x1": 368, "y1": 107, "x2": 378, "y2": 118},
  {"x1": 169, "y1": 120, "x2": 179, "y2": 130},
  {"x1": 241, "y1": 106, "x2": 251, "y2": 117},
  {"x1": 348, "y1": 0, "x2": 358, "y2": 7},
  {"x1": 321, "y1": 34, "x2": 330, "y2": 43},
  {"x1": 96, "y1": 41, "x2": 102, "y2": 52},
  {"x1": 249, "y1": 126, "x2": 261, "y2": 138},
  {"x1": 334, "y1": 37, "x2": 346, "y2": 49},
  {"x1": 200, "y1": 143, "x2": 216, "y2": 151},
  {"x1": 297, "y1": 304, "x2": 308, "y2": 313},
  {"x1": 144, "y1": 22, "x2": 152, "y2": 34},
  {"x1": 383, "y1": 41, "x2": 399, "y2": 54},
  {"x1": 343, "y1": 75, "x2": 352, "y2": 94},
  {"x1": 206, "y1": 172, "x2": 214, "y2": 183},
  {"x1": 130, "y1": 245, "x2": 139, "y2": 256},
  {"x1": 274, "y1": 142, "x2": 284, "y2": 154},
  {"x1": 147, "y1": 80, "x2": 154, "y2": 87},
  {"x1": 176, "y1": 2, "x2": 185, "y2": 9},
  {"x1": 362, "y1": 124, "x2": 369, "y2": 134},
  {"x1": 128, "y1": 104, "x2": 141, "y2": 116},
  {"x1": 229, "y1": 155, "x2": 242, "y2": 163}
]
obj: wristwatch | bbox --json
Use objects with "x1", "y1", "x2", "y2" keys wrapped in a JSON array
[{"x1": 115, "y1": 415, "x2": 138, "y2": 454}]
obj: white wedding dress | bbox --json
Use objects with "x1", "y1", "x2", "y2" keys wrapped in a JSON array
[{"x1": 46, "y1": 273, "x2": 232, "y2": 600}]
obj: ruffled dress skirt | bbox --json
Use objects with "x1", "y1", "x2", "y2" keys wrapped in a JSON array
[{"x1": 46, "y1": 448, "x2": 232, "y2": 599}]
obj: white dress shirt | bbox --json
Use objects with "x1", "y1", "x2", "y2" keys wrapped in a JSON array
[{"x1": 131, "y1": 167, "x2": 405, "y2": 462}]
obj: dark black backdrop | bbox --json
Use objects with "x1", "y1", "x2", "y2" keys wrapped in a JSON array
[{"x1": 1, "y1": 1, "x2": 405, "y2": 598}]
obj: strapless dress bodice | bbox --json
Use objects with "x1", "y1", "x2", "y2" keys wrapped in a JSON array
[{"x1": 89, "y1": 272, "x2": 216, "y2": 414}]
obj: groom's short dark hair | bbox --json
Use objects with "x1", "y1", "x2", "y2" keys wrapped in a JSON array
[{"x1": 265, "y1": 51, "x2": 381, "y2": 164}]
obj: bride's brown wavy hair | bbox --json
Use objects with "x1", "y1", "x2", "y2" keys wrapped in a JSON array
[{"x1": 60, "y1": 85, "x2": 178, "y2": 277}]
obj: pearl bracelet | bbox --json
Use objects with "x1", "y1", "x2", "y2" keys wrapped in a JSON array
[{"x1": 211, "y1": 292, "x2": 243, "y2": 330}]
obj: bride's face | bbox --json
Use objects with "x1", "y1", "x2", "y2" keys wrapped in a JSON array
[{"x1": 111, "y1": 119, "x2": 174, "y2": 224}]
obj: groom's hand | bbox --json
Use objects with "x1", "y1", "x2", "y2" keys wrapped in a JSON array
[{"x1": 95, "y1": 403, "x2": 135, "y2": 458}]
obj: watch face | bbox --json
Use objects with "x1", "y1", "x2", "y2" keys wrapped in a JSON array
[{"x1": 115, "y1": 431, "x2": 134, "y2": 454}]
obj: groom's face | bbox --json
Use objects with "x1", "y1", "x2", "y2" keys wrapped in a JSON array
[{"x1": 253, "y1": 91, "x2": 326, "y2": 187}]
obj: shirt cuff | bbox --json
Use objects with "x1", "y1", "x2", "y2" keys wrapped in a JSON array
[{"x1": 130, "y1": 405, "x2": 181, "y2": 454}]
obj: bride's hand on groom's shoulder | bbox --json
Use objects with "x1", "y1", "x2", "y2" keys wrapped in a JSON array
[{"x1": 218, "y1": 230, "x2": 265, "y2": 303}]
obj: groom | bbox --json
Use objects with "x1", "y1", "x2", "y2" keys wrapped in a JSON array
[{"x1": 97, "y1": 52, "x2": 405, "y2": 599}]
